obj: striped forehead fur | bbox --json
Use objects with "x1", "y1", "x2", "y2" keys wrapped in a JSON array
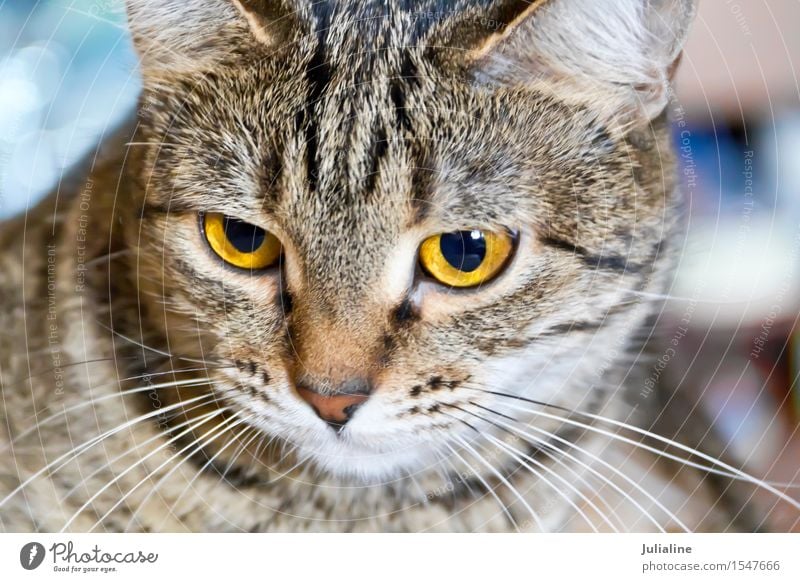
[{"x1": 123, "y1": 0, "x2": 694, "y2": 485}]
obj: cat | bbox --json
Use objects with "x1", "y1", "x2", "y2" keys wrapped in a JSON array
[{"x1": 0, "y1": 0, "x2": 795, "y2": 532}]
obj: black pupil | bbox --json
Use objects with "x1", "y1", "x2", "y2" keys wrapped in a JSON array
[
  {"x1": 223, "y1": 217, "x2": 266, "y2": 253},
  {"x1": 439, "y1": 231, "x2": 486, "y2": 272}
]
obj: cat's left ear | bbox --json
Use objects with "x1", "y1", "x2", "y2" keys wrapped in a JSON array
[
  {"x1": 125, "y1": 0, "x2": 285, "y2": 77},
  {"x1": 469, "y1": 0, "x2": 697, "y2": 127}
]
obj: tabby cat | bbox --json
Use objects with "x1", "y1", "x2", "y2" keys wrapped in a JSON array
[{"x1": 0, "y1": 0, "x2": 794, "y2": 532}]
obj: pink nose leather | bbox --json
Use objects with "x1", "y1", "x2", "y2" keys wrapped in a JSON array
[{"x1": 297, "y1": 386, "x2": 369, "y2": 426}]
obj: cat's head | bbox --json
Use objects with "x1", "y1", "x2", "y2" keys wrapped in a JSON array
[{"x1": 121, "y1": 0, "x2": 696, "y2": 482}]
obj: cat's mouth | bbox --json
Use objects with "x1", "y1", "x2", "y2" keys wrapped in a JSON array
[
  {"x1": 262, "y1": 386, "x2": 450, "y2": 482},
  {"x1": 159, "y1": 371, "x2": 457, "y2": 484}
]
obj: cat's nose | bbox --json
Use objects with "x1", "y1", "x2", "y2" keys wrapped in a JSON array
[{"x1": 296, "y1": 379, "x2": 371, "y2": 430}]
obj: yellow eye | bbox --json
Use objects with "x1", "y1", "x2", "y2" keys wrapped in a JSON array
[
  {"x1": 202, "y1": 212, "x2": 282, "y2": 270},
  {"x1": 419, "y1": 230, "x2": 515, "y2": 288}
]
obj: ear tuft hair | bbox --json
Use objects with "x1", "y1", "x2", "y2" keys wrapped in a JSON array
[
  {"x1": 125, "y1": 0, "x2": 276, "y2": 77},
  {"x1": 471, "y1": 0, "x2": 697, "y2": 126}
]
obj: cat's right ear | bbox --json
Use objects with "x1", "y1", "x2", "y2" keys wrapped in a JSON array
[
  {"x1": 468, "y1": 0, "x2": 698, "y2": 129},
  {"x1": 126, "y1": 0, "x2": 284, "y2": 77}
]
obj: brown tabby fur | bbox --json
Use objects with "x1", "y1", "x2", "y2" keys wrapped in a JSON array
[{"x1": 0, "y1": 0, "x2": 779, "y2": 531}]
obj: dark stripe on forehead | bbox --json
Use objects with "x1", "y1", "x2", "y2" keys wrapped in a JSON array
[
  {"x1": 303, "y1": 2, "x2": 333, "y2": 193},
  {"x1": 391, "y1": 52, "x2": 432, "y2": 225},
  {"x1": 365, "y1": 125, "x2": 389, "y2": 196},
  {"x1": 390, "y1": 52, "x2": 418, "y2": 133}
]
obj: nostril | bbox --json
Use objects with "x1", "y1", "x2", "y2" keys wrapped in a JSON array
[{"x1": 296, "y1": 384, "x2": 370, "y2": 429}]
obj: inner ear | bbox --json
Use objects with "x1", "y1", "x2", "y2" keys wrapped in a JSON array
[{"x1": 465, "y1": 0, "x2": 698, "y2": 127}]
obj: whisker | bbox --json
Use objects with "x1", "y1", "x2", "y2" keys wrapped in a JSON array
[
  {"x1": 266, "y1": 445, "x2": 308, "y2": 486},
  {"x1": 250, "y1": 431, "x2": 279, "y2": 466},
  {"x1": 0, "y1": 393, "x2": 216, "y2": 509},
  {"x1": 469, "y1": 387, "x2": 800, "y2": 499},
  {"x1": 438, "y1": 447, "x2": 479, "y2": 500},
  {"x1": 59, "y1": 407, "x2": 229, "y2": 532},
  {"x1": 96, "y1": 322, "x2": 221, "y2": 366},
  {"x1": 173, "y1": 424, "x2": 261, "y2": 508},
  {"x1": 221, "y1": 428, "x2": 262, "y2": 480},
  {"x1": 405, "y1": 470, "x2": 432, "y2": 505},
  {"x1": 106, "y1": 411, "x2": 253, "y2": 533},
  {"x1": 231, "y1": 428, "x2": 287, "y2": 484},
  {"x1": 2, "y1": 377, "x2": 217, "y2": 454},
  {"x1": 60, "y1": 398, "x2": 225, "y2": 501},
  {"x1": 119, "y1": 365, "x2": 234, "y2": 383},
  {"x1": 499, "y1": 399, "x2": 800, "y2": 511},
  {"x1": 442, "y1": 440, "x2": 520, "y2": 532},
  {"x1": 4, "y1": 357, "x2": 136, "y2": 390},
  {"x1": 447, "y1": 404, "x2": 619, "y2": 532},
  {"x1": 154, "y1": 424, "x2": 260, "y2": 532},
  {"x1": 469, "y1": 402, "x2": 677, "y2": 532},
  {"x1": 453, "y1": 434, "x2": 544, "y2": 531},
  {"x1": 445, "y1": 408, "x2": 603, "y2": 532},
  {"x1": 482, "y1": 432, "x2": 606, "y2": 532},
  {"x1": 415, "y1": 447, "x2": 473, "y2": 533}
]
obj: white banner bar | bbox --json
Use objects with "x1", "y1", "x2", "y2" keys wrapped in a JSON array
[{"x1": 1, "y1": 534, "x2": 798, "y2": 581}]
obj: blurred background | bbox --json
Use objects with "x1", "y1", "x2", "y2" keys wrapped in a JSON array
[{"x1": 0, "y1": 0, "x2": 798, "y2": 525}]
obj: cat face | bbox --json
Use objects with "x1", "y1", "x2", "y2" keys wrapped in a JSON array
[{"x1": 124, "y1": 0, "x2": 695, "y2": 481}]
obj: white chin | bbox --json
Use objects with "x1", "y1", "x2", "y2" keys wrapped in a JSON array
[{"x1": 297, "y1": 438, "x2": 439, "y2": 483}]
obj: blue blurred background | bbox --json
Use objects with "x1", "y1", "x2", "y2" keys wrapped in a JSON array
[
  {"x1": 0, "y1": 0, "x2": 138, "y2": 218},
  {"x1": 1, "y1": 0, "x2": 799, "y2": 526}
]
